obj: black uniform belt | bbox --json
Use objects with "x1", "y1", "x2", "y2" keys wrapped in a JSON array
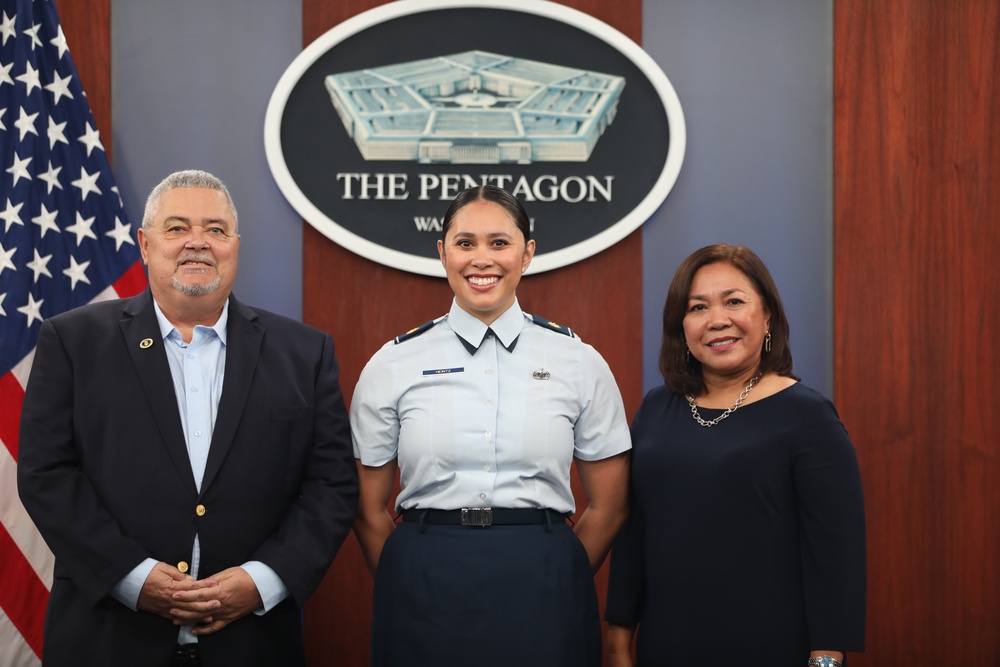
[{"x1": 402, "y1": 508, "x2": 567, "y2": 527}]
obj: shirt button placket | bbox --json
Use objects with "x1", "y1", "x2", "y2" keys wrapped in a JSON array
[{"x1": 482, "y1": 345, "x2": 499, "y2": 504}]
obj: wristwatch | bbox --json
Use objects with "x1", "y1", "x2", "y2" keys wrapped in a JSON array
[{"x1": 807, "y1": 657, "x2": 844, "y2": 667}]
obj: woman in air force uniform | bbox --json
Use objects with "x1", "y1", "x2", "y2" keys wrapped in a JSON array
[{"x1": 351, "y1": 185, "x2": 631, "y2": 667}]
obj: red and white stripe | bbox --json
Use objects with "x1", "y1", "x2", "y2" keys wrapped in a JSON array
[{"x1": 0, "y1": 262, "x2": 147, "y2": 665}]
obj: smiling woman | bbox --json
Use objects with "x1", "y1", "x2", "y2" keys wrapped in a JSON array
[
  {"x1": 436, "y1": 189, "x2": 535, "y2": 324},
  {"x1": 349, "y1": 185, "x2": 633, "y2": 667},
  {"x1": 682, "y1": 261, "x2": 772, "y2": 395},
  {"x1": 605, "y1": 244, "x2": 867, "y2": 667}
]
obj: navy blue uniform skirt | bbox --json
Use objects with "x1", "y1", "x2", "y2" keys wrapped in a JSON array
[{"x1": 371, "y1": 517, "x2": 601, "y2": 667}]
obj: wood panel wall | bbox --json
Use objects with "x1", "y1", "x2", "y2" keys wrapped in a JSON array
[
  {"x1": 59, "y1": 2, "x2": 111, "y2": 156},
  {"x1": 299, "y1": 2, "x2": 643, "y2": 665},
  {"x1": 834, "y1": 0, "x2": 1000, "y2": 664}
]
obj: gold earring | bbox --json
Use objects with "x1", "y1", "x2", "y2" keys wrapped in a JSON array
[{"x1": 764, "y1": 330, "x2": 772, "y2": 353}]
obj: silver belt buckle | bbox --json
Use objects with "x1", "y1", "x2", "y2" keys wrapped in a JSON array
[{"x1": 461, "y1": 507, "x2": 493, "y2": 527}]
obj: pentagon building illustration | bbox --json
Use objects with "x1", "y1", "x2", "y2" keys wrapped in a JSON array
[{"x1": 324, "y1": 51, "x2": 625, "y2": 164}]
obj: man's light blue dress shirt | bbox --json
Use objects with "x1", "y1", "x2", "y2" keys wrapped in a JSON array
[{"x1": 111, "y1": 300, "x2": 287, "y2": 643}]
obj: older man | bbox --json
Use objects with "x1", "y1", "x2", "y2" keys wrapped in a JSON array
[{"x1": 18, "y1": 170, "x2": 358, "y2": 666}]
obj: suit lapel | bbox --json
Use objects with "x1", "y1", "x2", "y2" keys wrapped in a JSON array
[
  {"x1": 201, "y1": 296, "x2": 263, "y2": 492},
  {"x1": 121, "y1": 290, "x2": 199, "y2": 497}
]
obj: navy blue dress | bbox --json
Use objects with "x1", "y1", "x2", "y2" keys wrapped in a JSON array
[{"x1": 605, "y1": 383, "x2": 866, "y2": 665}]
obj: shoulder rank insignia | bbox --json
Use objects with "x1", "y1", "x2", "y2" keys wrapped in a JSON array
[
  {"x1": 393, "y1": 318, "x2": 439, "y2": 344},
  {"x1": 530, "y1": 314, "x2": 575, "y2": 338}
]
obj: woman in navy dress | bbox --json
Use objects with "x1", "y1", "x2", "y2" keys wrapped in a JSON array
[{"x1": 605, "y1": 244, "x2": 866, "y2": 667}]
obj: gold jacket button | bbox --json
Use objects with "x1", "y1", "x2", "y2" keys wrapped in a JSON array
[
  {"x1": 177, "y1": 561, "x2": 189, "y2": 574},
  {"x1": 195, "y1": 504, "x2": 206, "y2": 516}
]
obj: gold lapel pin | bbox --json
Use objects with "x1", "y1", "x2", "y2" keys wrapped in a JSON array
[{"x1": 139, "y1": 338, "x2": 154, "y2": 349}]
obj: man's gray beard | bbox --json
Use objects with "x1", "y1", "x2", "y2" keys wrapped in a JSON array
[{"x1": 172, "y1": 274, "x2": 222, "y2": 296}]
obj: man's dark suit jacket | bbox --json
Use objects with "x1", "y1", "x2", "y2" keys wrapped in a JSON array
[{"x1": 17, "y1": 289, "x2": 359, "y2": 666}]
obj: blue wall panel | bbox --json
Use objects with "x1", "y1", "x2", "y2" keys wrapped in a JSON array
[
  {"x1": 112, "y1": 0, "x2": 303, "y2": 319},
  {"x1": 640, "y1": 0, "x2": 833, "y2": 395}
]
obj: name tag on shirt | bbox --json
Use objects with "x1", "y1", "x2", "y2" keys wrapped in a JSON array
[{"x1": 422, "y1": 367, "x2": 464, "y2": 375}]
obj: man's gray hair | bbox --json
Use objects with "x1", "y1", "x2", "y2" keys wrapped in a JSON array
[{"x1": 141, "y1": 169, "x2": 238, "y2": 229}]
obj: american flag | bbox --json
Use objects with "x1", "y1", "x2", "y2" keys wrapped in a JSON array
[{"x1": 0, "y1": 1, "x2": 146, "y2": 663}]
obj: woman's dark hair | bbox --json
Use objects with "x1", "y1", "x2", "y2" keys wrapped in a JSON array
[
  {"x1": 441, "y1": 185, "x2": 531, "y2": 242},
  {"x1": 659, "y1": 244, "x2": 798, "y2": 395}
]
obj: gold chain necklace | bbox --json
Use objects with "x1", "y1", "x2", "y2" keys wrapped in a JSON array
[{"x1": 686, "y1": 373, "x2": 762, "y2": 428}]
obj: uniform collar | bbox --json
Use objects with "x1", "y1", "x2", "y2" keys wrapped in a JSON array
[{"x1": 447, "y1": 298, "x2": 525, "y2": 354}]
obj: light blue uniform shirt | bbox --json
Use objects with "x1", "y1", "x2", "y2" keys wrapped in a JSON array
[
  {"x1": 111, "y1": 299, "x2": 287, "y2": 641},
  {"x1": 351, "y1": 299, "x2": 631, "y2": 514}
]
